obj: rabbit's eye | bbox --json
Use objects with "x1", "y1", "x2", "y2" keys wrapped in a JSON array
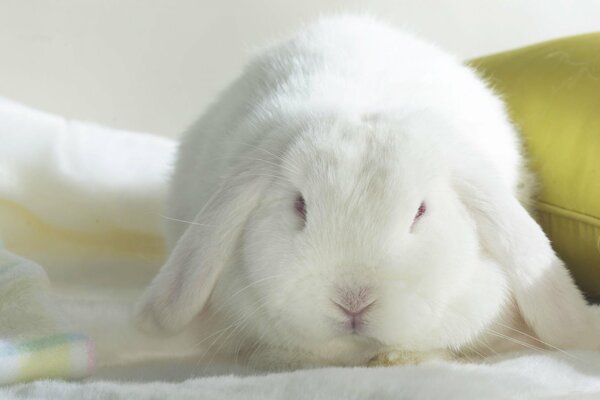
[
  {"x1": 414, "y1": 201, "x2": 426, "y2": 221},
  {"x1": 294, "y1": 193, "x2": 307, "y2": 223}
]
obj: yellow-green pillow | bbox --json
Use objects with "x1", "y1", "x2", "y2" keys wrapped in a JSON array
[{"x1": 470, "y1": 33, "x2": 600, "y2": 299}]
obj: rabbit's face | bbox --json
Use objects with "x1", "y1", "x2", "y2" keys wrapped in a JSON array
[{"x1": 223, "y1": 115, "x2": 509, "y2": 363}]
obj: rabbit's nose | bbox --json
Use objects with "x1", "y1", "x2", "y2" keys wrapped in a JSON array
[
  {"x1": 334, "y1": 301, "x2": 375, "y2": 318},
  {"x1": 332, "y1": 286, "x2": 376, "y2": 331},
  {"x1": 333, "y1": 299, "x2": 376, "y2": 332}
]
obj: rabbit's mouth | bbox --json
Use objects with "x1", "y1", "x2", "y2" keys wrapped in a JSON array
[
  {"x1": 328, "y1": 326, "x2": 384, "y2": 351},
  {"x1": 332, "y1": 299, "x2": 377, "y2": 335}
]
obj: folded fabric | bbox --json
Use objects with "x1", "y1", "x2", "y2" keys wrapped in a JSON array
[
  {"x1": 0, "y1": 97, "x2": 179, "y2": 383},
  {"x1": 0, "y1": 97, "x2": 175, "y2": 236},
  {"x1": 0, "y1": 97, "x2": 176, "y2": 292},
  {"x1": 0, "y1": 243, "x2": 94, "y2": 384}
]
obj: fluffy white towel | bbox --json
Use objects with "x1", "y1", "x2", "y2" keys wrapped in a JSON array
[
  {"x1": 0, "y1": 98, "x2": 176, "y2": 293},
  {"x1": 0, "y1": 97, "x2": 175, "y2": 236},
  {"x1": 5, "y1": 351, "x2": 600, "y2": 399}
]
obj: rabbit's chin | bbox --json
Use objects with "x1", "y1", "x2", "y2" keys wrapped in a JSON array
[
  {"x1": 195, "y1": 307, "x2": 452, "y2": 370},
  {"x1": 191, "y1": 306, "x2": 390, "y2": 369},
  {"x1": 242, "y1": 335, "x2": 388, "y2": 370},
  {"x1": 239, "y1": 334, "x2": 459, "y2": 370}
]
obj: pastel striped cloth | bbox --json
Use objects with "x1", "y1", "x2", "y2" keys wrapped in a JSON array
[
  {"x1": 0, "y1": 334, "x2": 94, "y2": 385},
  {"x1": 0, "y1": 242, "x2": 95, "y2": 384}
]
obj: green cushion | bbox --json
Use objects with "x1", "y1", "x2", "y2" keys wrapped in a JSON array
[{"x1": 470, "y1": 33, "x2": 600, "y2": 299}]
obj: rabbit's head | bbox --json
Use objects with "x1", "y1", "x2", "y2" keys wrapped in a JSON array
[
  {"x1": 135, "y1": 112, "x2": 516, "y2": 365},
  {"x1": 237, "y1": 114, "x2": 510, "y2": 357}
]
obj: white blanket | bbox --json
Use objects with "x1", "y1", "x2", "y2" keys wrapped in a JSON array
[
  {"x1": 1, "y1": 98, "x2": 600, "y2": 399},
  {"x1": 0, "y1": 97, "x2": 174, "y2": 294},
  {"x1": 4, "y1": 352, "x2": 600, "y2": 399}
]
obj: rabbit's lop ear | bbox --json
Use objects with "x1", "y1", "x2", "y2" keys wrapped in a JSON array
[
  {"x1": 455, "y1": 163, "x2": 600, "y2": 349},
  {"x1": 135, "y1": 173, "x2": 268, "y2": 334}
]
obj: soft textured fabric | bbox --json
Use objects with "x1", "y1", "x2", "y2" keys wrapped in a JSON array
[
  {"x1": 0, "y1": 97, "x2": 174, "y2": 294},
  {"x1": 0, "y1": 98, "x2": 201, "y2": 375},
  {"x1": 5, "y1": 352, "x2": 600, "y2": 399},
  {"x1": 470, "y1": 33, "x2": 600, "y2": 299},
  {"x1": 0, "y1": 243, "x2": 94, "y2": 384}
]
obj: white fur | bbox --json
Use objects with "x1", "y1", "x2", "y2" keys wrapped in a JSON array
[{"x1": 135, "y1": 15, "x2": 600, "y2": 369}]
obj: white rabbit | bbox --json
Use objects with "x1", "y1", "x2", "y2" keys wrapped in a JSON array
[{"x1": 135, "y1": 15, "x2": 600, "y2": 369}]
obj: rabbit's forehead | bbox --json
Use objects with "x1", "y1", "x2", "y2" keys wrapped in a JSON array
[{"x1": 289, "y1": 121, "x2": 444, "y2": 200}]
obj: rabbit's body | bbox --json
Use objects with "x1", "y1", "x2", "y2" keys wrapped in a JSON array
[{"x1": 137, "y1": 16, "x2": 600, "y2": 369}]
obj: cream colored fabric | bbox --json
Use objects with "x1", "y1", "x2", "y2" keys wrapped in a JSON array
[{"x1": 0, "y1": 98, "x2": 174, "y2": 294}]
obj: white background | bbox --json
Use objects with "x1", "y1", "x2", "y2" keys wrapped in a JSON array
[{"x1": 1, "y1": 0, "x2": 599, "y2": 138}]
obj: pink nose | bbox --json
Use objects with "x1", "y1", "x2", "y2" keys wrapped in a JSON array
[
  {"x1": 333, "y1": 284, "x2": 376, "y2": 332},
  {"x1": 334, "y1": 302, "x2": 374, "y2": 318},
  {"x1": 334, "y1": 300, "x2": 375, "y2": 331}
]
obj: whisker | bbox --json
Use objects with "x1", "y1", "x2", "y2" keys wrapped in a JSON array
[
  {"x1": 193, "y1": 291, "x2": 272, "y2": 351},
  {"x1": 485, "y1": 329, "x2": 545, "y2": 353},
  {"x1": 198, "y1": 300, "x2": 271, "y2": 374},
  {"x1": 246, "y1": 332, "x2": 272, "y2": 370},
  {"x1": 492, "y1": 320, "x2": 584, "y2": 361},
  {"x1": 464, "y1": 347, "x2": 487, "y2": 360},
  {"x1": 159, "y1": 214, "x2": 272, "y2": 234},
  {"x1": 478, "y1": 339, "x2": 501, "y2": 358},
  {"x1": 207, "y1": 274, "x2": 284, "y2": 319},
  {"x1": 211, "y1": 306, "x2": 265, "y2": 363}
]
